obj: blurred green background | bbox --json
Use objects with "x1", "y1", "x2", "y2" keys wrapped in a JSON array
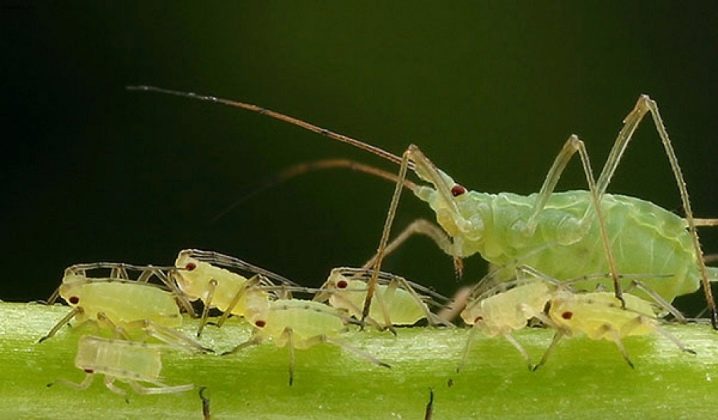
[{"x1": 2, "y1": 2, "x2": 717, "y2": 314}]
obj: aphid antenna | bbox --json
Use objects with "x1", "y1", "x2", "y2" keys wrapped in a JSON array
[
  {"x1": 126, "y1": 85, "x2": 410, "y2": 170},
  {"x1": 212, "y1": 158, "x2": 418, "y2": 223}
]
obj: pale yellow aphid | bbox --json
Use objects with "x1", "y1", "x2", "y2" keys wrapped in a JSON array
[
  {"x1": 173, "y1": 249, "x2": 300, "y2": 337},
  {"x1": 223, "y1": 299, "x2": 390, "y2": 385},
  {"x1": 458, "y1": 275, "x2": 554, "y2": 371},
  {"x1": 40, "y1": 263, "x2": 209, "y2": 352},
  {"x1": 535, "y1": 290, "x2": 695, "y2": 369},
  {"x1": 316, "y1": 267, "x2": 451, "y2": 330},
  {"x1": 48, "y1": 335, "x2": 193, "y2": 397}
]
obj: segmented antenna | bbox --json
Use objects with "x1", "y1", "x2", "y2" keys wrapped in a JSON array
[{"x1": 126, "y1": 85, "x2": 411, "y2": 169}]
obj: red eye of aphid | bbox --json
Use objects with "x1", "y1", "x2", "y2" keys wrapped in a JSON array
[
  {"x1": 84, "y1": 368, "x2": 94, "y2": 374},
  {"x1": 451, "y1": 184, "x2": 466, "y2": 197},
  {"x1": 561, "y1": 311, "x2": 573, "y2": 320},
  {"x1": 337, "y1": 280, "x2": 348, "y2": 289},
  {"x1": 185, "y1": 262, "x2": 196, "y2": 271},
  {"x1": 254, "y1": 320, "x2": 266, "y2": 328},
  {"x1": 69, "y1": 296, "x2": 80, "y2": 304}
]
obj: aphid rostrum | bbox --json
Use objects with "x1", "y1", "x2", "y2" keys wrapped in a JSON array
[{"x1": 127, "y1": 86, "x2": 718, "y2": 328}]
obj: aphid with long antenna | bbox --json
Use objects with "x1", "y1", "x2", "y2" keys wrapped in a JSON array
[
  {"x1": 48, "y1": 335, "x2": 194, "y2": 398},
  {"x1": 127, "y1": 86, "x2": 718, "y2": 329}
]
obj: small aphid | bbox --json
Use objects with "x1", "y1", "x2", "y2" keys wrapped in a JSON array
[
  {"x1": 315, "y1": 267, "x2": 451, "y2": 331},
  {"x1": 48, "y1": 335, "x2": 193, "y2": 397},
  {"x1": 173, "y1": 249, "x2": 300, "y2": 337},
  {"x1": 40, "y1": 263, "x2": 209, "y2": 352},
  {"x1": 458, "y1": 274, "x2": 554, "y2": 371},
  {"x1": 534, "y1": 291, "x2": 695, "y2": 369},
  {"x1": 222, "y1": 299, "x2": 390, "y2": 385}
]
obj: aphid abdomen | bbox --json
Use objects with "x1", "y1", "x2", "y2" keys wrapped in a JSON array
[
  {"x1": 376, "y1": 287, "x2": 426, "y2": 326},
  {"x1": 75, "y1": 336, "x2": 163, "y2": 381},
  {"x1": 550, "y1": 292, "x2": 657, "y2": 341},
  {"x1": 67, "y1": 281, "x2": 182, "y2": 327},
  {"x1": 260, "y1": 300, "x2": 345, "y2": 347},
  {"x1": 477, "y1": 191, "x2": 698, "y2": 302}
]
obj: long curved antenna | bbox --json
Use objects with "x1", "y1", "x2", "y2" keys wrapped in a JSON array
[
  {"x1": 127, "y1": 85, "x2": 410, "y2": 169},
  {"x1": 212, "y1": 158, "x2": 418, "y2": 223}
]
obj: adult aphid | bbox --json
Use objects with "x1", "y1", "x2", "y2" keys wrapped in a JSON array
[{"x1": 127, "y1": 86, "x2": 718, "y2": 328}]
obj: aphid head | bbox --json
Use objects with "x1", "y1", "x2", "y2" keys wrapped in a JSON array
[
  {"x1": 407, "y1": 147, "x2": 486, "y2": 246},
  {"x1": 173, "y1": 252, "x2": 205, "y2": 298},
  {"x1": 58, "y1": 279, "x2": 84, "y2": 307}
]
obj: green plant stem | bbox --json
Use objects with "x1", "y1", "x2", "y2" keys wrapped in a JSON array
[{"x1": 1, "y1": 302, "x2": 717, "y2": 419}]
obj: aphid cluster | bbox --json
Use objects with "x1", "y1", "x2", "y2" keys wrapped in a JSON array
[{"x1": 40, "y1": 88, "x2": 718, "y2": 409}]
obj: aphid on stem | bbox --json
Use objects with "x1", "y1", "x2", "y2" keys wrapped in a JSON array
[{"x1": 48, "y1": 335, "x2": 193, "y2": 399}]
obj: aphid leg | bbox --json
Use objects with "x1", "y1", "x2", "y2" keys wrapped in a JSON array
[
  {"x1": 457, "y1": 326, "x2": 479, "y2": 373},
  {"x1": 48, "y1": 371, "x2": 95, "y2": 390},
  {"x1": 135, "y1": 320, "x2": 213, "y2": 353},
  {"x1": 127, "y1": 380, "x2": 194, "y2": 395},
  {"x1": 320, "y1": 335, "x2": 391, "y2": 369},
  {"x1": 437, "y1": 286, "x2": 471, "y2": 323},
  {"x1": 363, "y1": 149, "x2": 411, "y2": 331},
  {"x1": 216, "y1": 275, "x2": 263, "y2": 328},
  {"x1": 197, "y1": 279, "x2": 218, "y2": 337},
  {"x1": 103, "y1": 376, "x2": 129, "y2": 396},
  {"x1": 523, "y1": 135, "x2": 623, "y2": 307},
  {"x1": 96, "y1": 312, "x2": 131, "y2": 339},
  {"x1": 628, "y1": 280, "x2": 687, "y2": 323},
  {"x1": 502, "y1": 333, "x2": 533, "y2": 371},
  {"x1": 38, "y1": 307, "x2": 83, "y2": 343},
  {"x1": 155, "y1": 269, "x2": 196, "y2": 317},
  {"x1": 282, "y1": 328, "x2": 296, "y2": 386},
  {"x1": 46, "y1": 286, "x2": 61, "y2": 305},
  {"x1": 221, "y1": 335, "x2": 262, "y2": 356},
  {"x1": 390, "y1": 273, "x2": 454, "y2": 327},
  {"x1": 533, "y1": 331, "x2": 564, "y2": 371},
  {"x1": 599, "y1": 324, "x2": 635, "y2": 368},
  {"x1": 362, "y1": 219, "x2": 456, "y2": 273},
  {"x1": 652, "y1": 325, "x2": 696, "y2": 355},
  {"x1": 110, "y1": 264, "x2": 130, "y2": 280},
  {"x1": 596, "y1": 96, "x2": 717, "y2": 328}
]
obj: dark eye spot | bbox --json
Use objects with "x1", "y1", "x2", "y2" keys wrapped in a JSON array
[
  {"x1": 84, "y1": 368, "x2": 94, "y2": 374},
  {"x1": 561, "y1": 311, "x2": 573, "y2": 320},
  {"x1": 185, "y1": 262, "x2": 196, "y2": 271},
  {"x1": 69, "y1": 296, "x2": 80, "y2": 305},
  {"x1": 337, "y1": 280, "x2": 348, "y2": 289},
  {"x1": 474, "y1": 315, "x2": 483, "y2": 323},
  {"x1": 451, "y1": 184, "x2": 466, "y2": 197},
  {"x1": 254, "y1": 320, "x2": 266, "y2": 328}
]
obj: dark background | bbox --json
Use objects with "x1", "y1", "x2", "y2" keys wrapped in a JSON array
[{"x1": 3, "y1": 2, "x2": 717, "y2": 314}]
